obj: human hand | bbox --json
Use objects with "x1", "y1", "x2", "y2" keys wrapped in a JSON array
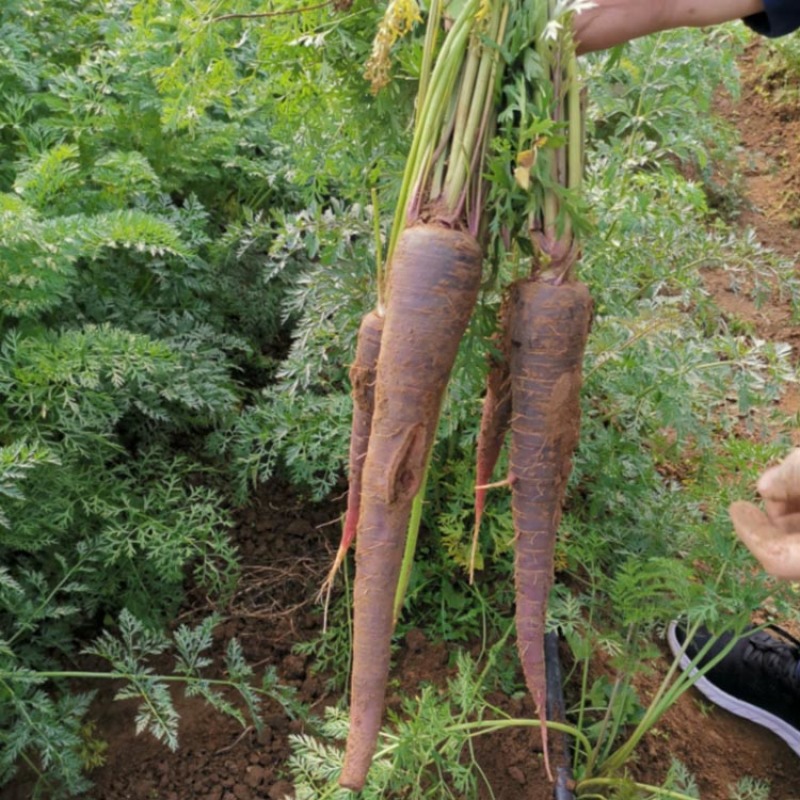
[
  {"x1": 573, "y1": 0, "x2": 766, "y2": 55},
  {"x1": 730, "y1": 449, "x2": 800, "y2": 580}
]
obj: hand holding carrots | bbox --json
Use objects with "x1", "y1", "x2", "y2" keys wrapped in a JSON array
[{"x1": 730, "y1": 449, "x2": 800, "y2": 580}]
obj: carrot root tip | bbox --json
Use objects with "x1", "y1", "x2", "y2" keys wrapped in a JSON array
[{"x1": 537, "y1": 695, "x2": 554, "y2": 783}]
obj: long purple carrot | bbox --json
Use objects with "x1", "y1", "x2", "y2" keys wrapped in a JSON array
[{"x1": 509, "y1": 278, "x2": 592, "y2": 780}]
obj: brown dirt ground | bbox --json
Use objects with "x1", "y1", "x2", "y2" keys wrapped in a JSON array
[{"x1": 7, "y1": 42, "x2": 800, "y2": 800}]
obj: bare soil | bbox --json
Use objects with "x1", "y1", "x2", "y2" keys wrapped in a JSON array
[{"x1": 8, "y1": 43, "x2": 800, "y2": 800}]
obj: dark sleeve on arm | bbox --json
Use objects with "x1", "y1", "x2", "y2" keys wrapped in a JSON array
[{"x1": 744, "y1": 0, "x2": 800, "y2": 37}]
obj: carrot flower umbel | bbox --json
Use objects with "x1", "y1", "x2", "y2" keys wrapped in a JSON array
[{"x1": 365, "y1": 0, "x2": 423, "y2": 93}]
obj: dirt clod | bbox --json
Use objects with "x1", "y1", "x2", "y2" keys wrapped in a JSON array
[
  {"x1": 244, "y1": 765, "x2": 266, "y2": 788},
  {"x1": 405, "y1": 627, "x2": 427, "y2": 652},
  {"x1": 268, "y1": 780, "x2": 294, "y2": 799},
  {"x1": 508, "y1": 765, "x2": 527, "y2": 784},
  {"x1": 280, "y1": 653, "x2": 306, "y2": 679}
]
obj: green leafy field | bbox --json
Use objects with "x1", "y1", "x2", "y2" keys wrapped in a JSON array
[{"x1": 1, "y1": 1, "x2": 799, "y2": 797}]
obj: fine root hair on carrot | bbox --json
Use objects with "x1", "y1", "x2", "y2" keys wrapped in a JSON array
[
  {"x1": 339, "y1": 223, "x2": 483, "y2": 791},
  {"x1": 509, "y1": 278, "x2": 592, "y2": 783},
  {"x1": 319, "y1": 310, "x2": 384, "y2": 623},
  {"x1": 475, "y1": 478, "x2": 511, "y2": 491}
]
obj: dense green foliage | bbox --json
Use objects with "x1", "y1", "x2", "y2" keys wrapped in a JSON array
[
  {"x1": 2, "y1": 0, "x2": 800, "y2": 795},
  {"x1": 0, "y1": 0, "x2": 409, "y2": 793}
]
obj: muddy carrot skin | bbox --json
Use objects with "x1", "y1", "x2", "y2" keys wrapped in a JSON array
[
  {"x1": 321, "y1": 311, "x2": 384, "y2": 596},
  {"x1": 509, "y1": 279, "x2": 592, "y2": 778},
  {"x1": 472, "y1": 288, "x2": 514, "y2": 576},
  {"x1": 340, "y1": 224, "x2": 482, "y2": 790},
  {"x1": 344, "y1": 311, "x2": 385, "y2": 548}
]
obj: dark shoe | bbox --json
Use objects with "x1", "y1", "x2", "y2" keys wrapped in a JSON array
[{"x1": 667, "y1": 621, "x2": 800, "y2": 757}]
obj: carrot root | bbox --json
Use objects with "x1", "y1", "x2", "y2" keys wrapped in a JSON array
[
  {"x1": 319, "y1": 310, "x2": 384, "y2": 610},
  {"x1": 339, "y1": 224, "x2": 483, "y2": 791},
  {"x1": 509, "y1": 278, "x2": 592, "y2": 781},
  {"x1": 470, "y1": 289, "x2": 514, "y2": 581}
]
